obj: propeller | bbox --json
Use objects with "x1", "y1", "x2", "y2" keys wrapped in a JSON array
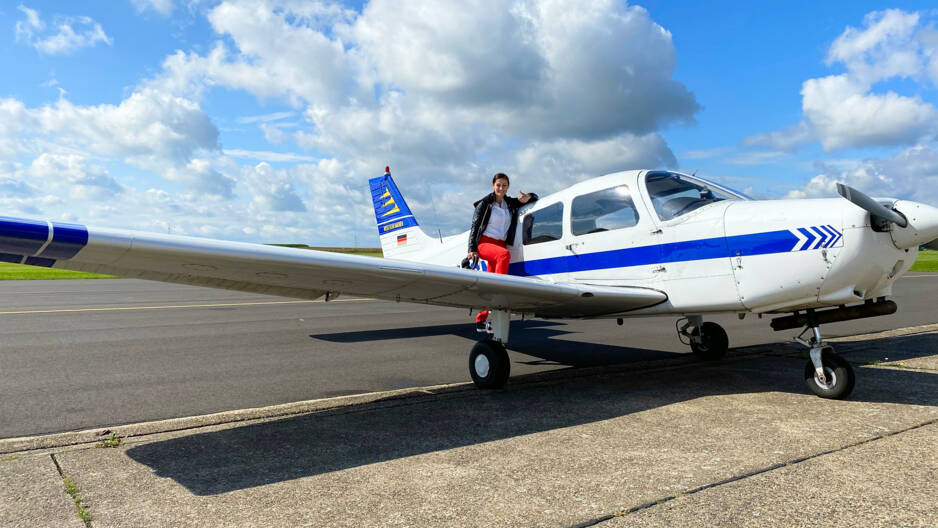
[{"x1": 836, "y1": 183, "x2": 907, "y2": 229}]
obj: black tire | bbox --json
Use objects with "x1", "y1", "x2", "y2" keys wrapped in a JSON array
[
  {"x1": 690, "y1": 322, "x2": 729, "y2": 361},
  {"x1": 469, "y1": 340, "x2": 510, "y2": 389},
  {"x1": 804, "y1": 350, "x2": 855, "y2": 399}
]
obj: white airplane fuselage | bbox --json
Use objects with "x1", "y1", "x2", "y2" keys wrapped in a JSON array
[{"x1": 385, "y1": 170, "x2": 919, "y2": 317}]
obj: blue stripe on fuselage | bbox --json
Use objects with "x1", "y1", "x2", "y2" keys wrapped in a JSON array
[{"x1": 508, "y1": 229, "x2": 800, "y2": 276}]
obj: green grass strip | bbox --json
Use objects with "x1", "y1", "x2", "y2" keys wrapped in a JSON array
[
  {"x1": 0, "y1": 262, "x2": 117, "y2": 280},
  {"x1": 910, "y1": 249, "x2": 938, "y2": 272}
]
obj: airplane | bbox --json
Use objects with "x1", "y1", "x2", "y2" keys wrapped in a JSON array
[{"x1": 1, "y1": 168, "x2": 936, "y2": 400}]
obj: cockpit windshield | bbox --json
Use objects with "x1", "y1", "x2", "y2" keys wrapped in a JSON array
[{"x1": 644, "y1": 171, "x2": 748, "y2": 221}]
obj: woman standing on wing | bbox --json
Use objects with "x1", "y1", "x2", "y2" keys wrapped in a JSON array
[{"x1": 467, "y1": 172, "x2": 537, "y2": 331}]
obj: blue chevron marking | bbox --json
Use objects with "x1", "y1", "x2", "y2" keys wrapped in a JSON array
[
  {"x1": 796, "y1": 228, "x2": 816, "y2": 251},
  {"x1": 819, "y1": 225, "x2": 837, "y2": 248},
  {"x1": 829, "y1": 225, "x2": 843, "y2": 247},
  {"x1": 810, "y1": 226, "x2": 826, "y2": 250}
]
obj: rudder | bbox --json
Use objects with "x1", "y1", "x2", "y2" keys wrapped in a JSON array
[{"x1": 369, "y1": 167, "x2": 433, "y2": 258}]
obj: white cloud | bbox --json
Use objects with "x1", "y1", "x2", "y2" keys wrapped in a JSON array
[
  {"x1": 131, "y1": 0, "x2": 174, "y2": 16},
  {"x1": 152, "y1": 0, "x2": 696, "y2": 170},
  {"x1": 236, "y1": 111, "x2": 295, "y2": 124},
  {"x1": 747, "y1": 9, "x2": 938, "y2": 153},
  {"x1": 801, "y1": 75, "x2": 938, "y2": 150},
  {"x1": 164, "y1": 158, "x2": 234, "y2": 198},
  {"x1": 28, "y1": 153, "x2": 124, "y2": 200},
  {"x1": 241, "y1": 162, "x2": 307, "y2": 212},
  {"x1": 742, "y1": 121, "x2": 814, "y2": 152},
  {"x1": 3, "y1": 0, "x2": 703, "y2": 245},
  {"x1": 14, "y1": 6, "x2": 43, "y2": 40},
  {"x1": 827, "y1": 9, "x2": 922, "y2": 85},
  {"x1": 515, "y1": 133, "x2": 677, "y2": 193},
  {"x1": 223, "y1": 149, "x2": 315, "y2": 162},
  {"x1": 34, "y1": 88, "x2": 218, "y2": 167},
  {"x1": 15, "y1": 7, "x2": 112, "y2": 55},
  {"x1": 786, "y1": 145, "x2": 938, "y2": 203},
  {"x1": 351, "y1": 0, "x2": 698, "y2": 139}
]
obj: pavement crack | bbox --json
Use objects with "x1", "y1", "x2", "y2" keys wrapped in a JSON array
[
  {"x1": 50, "y1": 453, "x2": 94, "y2": 528},
  {"x1": 568, "y1": 417, "x2": 938, "y2": 528}
]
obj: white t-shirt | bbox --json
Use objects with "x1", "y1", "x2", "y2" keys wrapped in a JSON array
[{"x1": 482, "y1": 199, "x2": 510, "y2": 241}]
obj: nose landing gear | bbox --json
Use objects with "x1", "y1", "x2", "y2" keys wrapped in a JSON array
[{"x1": 796, "y1": 325, "x2": 855, "y2": 399}]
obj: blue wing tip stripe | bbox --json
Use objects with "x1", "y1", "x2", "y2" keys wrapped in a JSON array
[{"x1": 0, "y1": 216, "x2": 89, "y2": 266}]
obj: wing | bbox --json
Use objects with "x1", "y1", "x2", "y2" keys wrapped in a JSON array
[{"x1": 0, "y1": 217, "x2": 666, "y2": 318}]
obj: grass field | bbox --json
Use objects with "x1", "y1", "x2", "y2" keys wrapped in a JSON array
[
  {"x1": 2, "y1": 247, "x2": 935, "y2": 280},
  {"x1": 0, "y1": 262, "x2": 118, "y2": 280},
  {"x1": 0, "y1": 247, "x2": 384, "y2": 280},
  {"x1": 910, "y1": 249, "x2": 938, "y2": 272}
]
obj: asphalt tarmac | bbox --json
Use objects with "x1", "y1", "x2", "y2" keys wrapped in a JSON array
[{"x1": 1, "y1": 274, "x2": 937, "y2": 439}]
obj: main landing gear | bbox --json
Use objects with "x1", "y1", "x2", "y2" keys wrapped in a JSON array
[
  {"x1": 795, "y1": 325, "x2": 855, "y2": 399},
  {"x1": 677, "y1": 315, "x2": 729, "y2": 361},
  {"x1": 469, "y1": 309, "x2": 511, "y2": 389}
]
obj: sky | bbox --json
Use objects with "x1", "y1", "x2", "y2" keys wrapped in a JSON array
[{"x1": 1, "y1": 1, "x2": 938, "y2": 246}]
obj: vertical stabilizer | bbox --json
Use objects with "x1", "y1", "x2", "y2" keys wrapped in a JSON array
[{"x1": 369, "y1": 167, "x2": 434, "y2": 259}]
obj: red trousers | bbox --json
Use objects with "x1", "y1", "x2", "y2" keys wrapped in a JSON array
[{"x1": 476, "y1": 235, "x2": 509, "y2": 323}]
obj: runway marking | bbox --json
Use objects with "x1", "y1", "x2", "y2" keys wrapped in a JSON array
[{"x1": 0, "y1": 298, "x2": 376, "y2": 315}]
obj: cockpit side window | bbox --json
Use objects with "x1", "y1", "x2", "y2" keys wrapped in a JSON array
[
  {"x1": 645, "y1": 172, "x2": 737, "y2": 221},
  {"x1": 571, "y1": 185, "x2": 639, "y2": 236},
  {"x1": 522, "y1": 202, "x2": 564, "y2": 245}
]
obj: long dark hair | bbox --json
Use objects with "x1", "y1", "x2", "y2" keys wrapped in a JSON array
[{"x1": 492, "y1": 173, "x2": 509, "y2": 184}]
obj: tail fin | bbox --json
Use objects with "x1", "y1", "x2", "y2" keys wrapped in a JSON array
[{"x1": 369, "y1": 167, "x2": 435, "y2": 259}]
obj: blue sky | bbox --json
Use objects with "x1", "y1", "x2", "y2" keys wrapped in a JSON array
[{"x1": 1, "y1": 1, "x2": 938, "y2": 245}]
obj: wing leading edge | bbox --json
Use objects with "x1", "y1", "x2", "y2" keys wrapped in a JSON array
[{"x1": 0, "y1": 216, "x2": 667, "y2": 318}]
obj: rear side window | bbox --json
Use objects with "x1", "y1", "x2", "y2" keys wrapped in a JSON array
[
  {"x1": 571, "y1": 185, "x2": 639, "y2": 235},
  {"x1": 523, "y1": 202, "x2": 564, "y2": 245}
]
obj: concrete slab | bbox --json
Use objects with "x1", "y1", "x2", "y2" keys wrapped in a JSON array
[
  {"x1": 0, "y1": 453, "x2": 84, "y2": 528},
  {"x1": 50, "y1": 341, "x2": 938, "y2": 528},
  {"x1": 830, "y1": 326, "x2": 938, "y2": 372},
  {"x1": 605, "y1": 422, "x2": 938, "y2": 528}
]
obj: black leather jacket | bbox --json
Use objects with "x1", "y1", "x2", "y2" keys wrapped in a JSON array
[{"x1": 468, "y1": 192, "x2": 539, "y2": 252}]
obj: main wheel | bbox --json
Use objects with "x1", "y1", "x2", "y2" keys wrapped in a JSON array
[
  {"x1": 469, "y1": 340, "x2": 510, "y2": 389},
  {"x1": 804, "y1": 350, "x2": 855, "y2": 399},
  {"x1": 690, "y1": 322, "x2": 729, "y2": 361}
]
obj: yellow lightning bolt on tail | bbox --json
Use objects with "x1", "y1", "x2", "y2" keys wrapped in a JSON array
[
  {"x1": 380, "y1": 189, "x2": 391, "y2": 199},
  {"x1": 382, "y1": 205, "x2": 401, "y2": 216},
  {"x1": 382, "y1": 197, "x2": 396, "y2": 208}
]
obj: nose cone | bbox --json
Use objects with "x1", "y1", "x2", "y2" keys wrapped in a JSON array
[{"x1": 891, "y1": 200, "x2": 938, "y2": 249}]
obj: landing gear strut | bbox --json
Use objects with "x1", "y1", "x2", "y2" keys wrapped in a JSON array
[
  {"x1": 470, "y1": 309, "x2": 511, "y2": 389},
  {"x1": 795, "y1": 325, "x2": 855, "y2": 399},
  {"x1": 677, "y1": 315, "x2": 729, "y2": 361}
]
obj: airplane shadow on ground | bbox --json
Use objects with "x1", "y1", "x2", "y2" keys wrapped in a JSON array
[
  {"x1": 310, "y1": 319, "x2": 685, "y2": 366},
  {"x1": 126, "y1": 332, "x2": 938, "y2": 496}
]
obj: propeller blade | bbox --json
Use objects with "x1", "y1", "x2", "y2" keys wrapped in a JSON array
[{"x1": 836, "y1": 183, "x2": 907, "y2": 228}]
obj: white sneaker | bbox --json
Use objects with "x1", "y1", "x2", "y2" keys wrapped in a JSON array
[{"x1": 475, "y1": 321, "x2": 492, "y2": 334}]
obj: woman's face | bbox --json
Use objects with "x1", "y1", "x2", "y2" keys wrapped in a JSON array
[{"x1": 492, "y1": 178, "x2": 509, "y2": 199}]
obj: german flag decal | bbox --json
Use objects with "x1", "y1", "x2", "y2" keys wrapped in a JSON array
[{"x1": 397, "y1": 234, "x2": 407, "y2": 245}]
